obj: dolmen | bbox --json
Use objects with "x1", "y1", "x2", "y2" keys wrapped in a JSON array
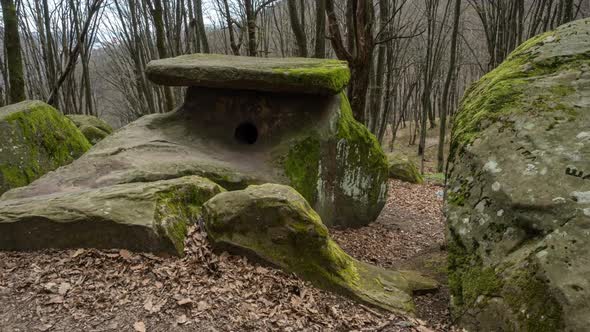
[
  {"x1": 0, "y1": 55, "x2": 432, "y2": 314},
  {"x1": 447, "y1": 18, "x2": 590, "y2": 331}
]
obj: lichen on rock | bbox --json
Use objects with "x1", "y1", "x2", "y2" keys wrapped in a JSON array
[
  {"x1": 386, "y1": 152, "x2": 423, "y2": 184},
  {"x1": 0, "y1": 175, "x2": 224, "y2": 255},
  {"x1": 203, "y1": 183, "x2": 437, "y2": 314},
  {"x1": 67, "y1": 114, "x2": 113, "y2": 145},
  {"x1": 446, "y1": 18, "x2": 590, "y2": 331},
  {"x1": 0, "y1": 101, "x2": 91, "y2": 195}
]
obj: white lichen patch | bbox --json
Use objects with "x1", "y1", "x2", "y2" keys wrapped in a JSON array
[
  {"x1": 577, "y1": 132, "x2": 590, "y2": 141},
  {"x1": 492, "y1": 182, "x2": 501, "y2": 192},
  {"x1": 497, "y1": 209, "x2": 504, "y2": 217},
  {"x1": 583, "y1": 208, "x2": 590, "y2": 217},
  {"x1": 336, "y1": 141, "x2": 371, "y2": 204},
  {"x1": 524, "y1": 164, "x2": 538, "y2": 175},
  {"x1": 483, "y1": 160, "x2": 502, "y2": 174},
  {"x1": 572, "y1": 191, "x2": 590, "y2": 204}
]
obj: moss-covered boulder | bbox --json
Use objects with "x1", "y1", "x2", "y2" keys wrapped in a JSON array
[
  {"x1": 446, "y1": 19, "x2": 590, "y2": 331},
  {"x1": 67, "y1": 114, "x2": 113, "y2": 145},
  {"x1": 0, "y1": 176, "x2": 223, "y2": 255},
  {"x1": 146, "y1": 53, "x2": 350, "y2": 95},
  {"x1": 0, "y1": 101, "x2": 91, "y2": 196},
  {"x1": 386, "y1": 153, "x2": 423, "y2": 184},
  {"x1": 6, "y1": 55, "x2": 387, "y2": 228},
  {"x1": 203, "y1": 184, "x2": 437, "y2": 314}
]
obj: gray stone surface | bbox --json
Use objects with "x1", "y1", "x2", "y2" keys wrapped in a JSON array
[
  {"x1": 146, "y1": 54, "x2": 350, "y2": 95},
  {"x1": 446, "y1": 18, "x2": 590, "y2": 331},
  {"x1": 0, "y1": 176, "x2": 224, "y2": 255},
  {"x1": 203, "y1": 183, "x2": 437, "y2": 314},
  {"x1": 4, "y1": 89, "x2": 388, "y2": 228}
]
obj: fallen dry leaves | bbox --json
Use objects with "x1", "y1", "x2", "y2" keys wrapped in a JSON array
[{"x1": 0, "y1": 180, "x2": 453, "y2": 331}]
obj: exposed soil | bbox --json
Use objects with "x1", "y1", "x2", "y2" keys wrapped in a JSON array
[{"x1": 0, "y1": 179, "x2": 451, "y2": 332}]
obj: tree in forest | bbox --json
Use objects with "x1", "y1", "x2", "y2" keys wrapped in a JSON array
[
  {"x1": 287, "y1": 0, "x2": 307, "y2": 57},
  {"x1": 1, "y1": 0, "x2": 25, "y2": 103},
  {"x1": 468, "y1": 0, "x2": 583, "y2": 70},
  {"x1": 325, "y1": 0, "x2": 375, "y2": 123},
  {"x1": 314, "y1": 0, "x2": 326, "y2": 58},
  {"x1": 437, "y1": 0, "x2": 461, "y2": 172}
]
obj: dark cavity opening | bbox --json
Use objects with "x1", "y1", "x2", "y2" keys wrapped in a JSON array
[{"x1": 234, "y1": 122, "x2": 258, "y2": 145}]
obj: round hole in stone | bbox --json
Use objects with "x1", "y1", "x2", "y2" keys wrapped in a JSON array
[{"x1": 234, "y1": 122, "x2": 258, "y2": 145}]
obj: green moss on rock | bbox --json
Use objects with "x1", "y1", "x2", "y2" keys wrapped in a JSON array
[
  {"x1": 79, "y1": 125, "x2": 110, "y2": 145},
  {"x1": 504, "y1": 266, "x2": 564, "y2": 332},
  {"x1": 0, "y1": 101, "x2": 91, "y2": 195},
  {"x1": 67, "y1": 114, "x2": 113, "y2": 145},
  {"x1": 272, "y1": 60, "x2": 350, "y2": 94},
  {"x1": 386, "y1": 152, "x2": 424, "y2": 184},
  {"x1": 203, "y1": 184, "x2": 437, "y2": 314},
  {"x1": 284, "y1": 136, "x2": 321, "y2": 203},
  {"x1": 451, "y1": 28, "x2": 587, "y2": 158},
  {"x1": 282, "y1": 93, "x2": 388, "y2": 227}
]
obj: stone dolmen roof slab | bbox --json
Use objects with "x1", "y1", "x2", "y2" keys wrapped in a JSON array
[{"x1": 146, "y1": 54, "x2": 350, "y2": 95}]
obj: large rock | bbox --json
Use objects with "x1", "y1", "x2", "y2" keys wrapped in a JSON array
[
  {"x1": 0, "y1": 101, "x2": 91, "y2": 196},
  {"x1": 387, "y1": 152, "x2": 423, "y2": 184},
  {"x1": 146, "y1": 53, "x2": 350, "y2": 95},
  {"x1": 67, "y1": 114, "x2": 113, "y2": 145},
  {"x1": 203, "y1": 184, "x2": 437, "y2": 314},
  {"x1": 5, "y1": 56, "x2": 387, "y2": 228},
  {"x1": 447, "y1": 19, "x2": 590, "y2": 331},
  {"x1": 0, "y1": 176, "x2": 223, "y2": 255}
]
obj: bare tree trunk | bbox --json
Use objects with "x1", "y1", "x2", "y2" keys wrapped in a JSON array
[
  {"x1": 245, "y1": 0, "x2": 257, "y2": 56},
  {"x1": 314, "y1": 0, "x2": 326, "y2": 58},
  {"x1": 1, "y1": 0, "x2": 25, "y2": 103},
  {"x1": 438, "y1": 0, "x2": 461, "y2": 172},
  {"x1": 287, "y1": 0, "x2": 307, "y2": 57},
  {"x1": 325, "y1": 0, "x2": 375, "y2": 123},
  {"x1": 194, "y1": 0, "x2": 209, "y2": 53},
  {"x1": 47, "y1": 0, "x2": 104, "y2": 108},
  {"x1": 148, "y1": 0, "x2": 175, "y2": 111}
]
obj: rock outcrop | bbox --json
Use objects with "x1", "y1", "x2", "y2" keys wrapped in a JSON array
[
  {"x1": 0, "y1": 176, "x2": 223, "y2": 255},
  {"x1": 203, "y1": 183, "x2": 437, "y2": 314},
  {"x1": 0, "y1": 101, "x2": 91, "y2": 195},
  {"x1": 387, "y1": 152, "x2": 423, "y2": 184},
  {"x1": 3, "y1": 55, "x2": 387, "y2": 228},
  {"x1": 447, "y1": 19, "x2": 590, "y2": 331},
  {"x1": 67, "y1": 114, "x2": 113, "y2": 144}
]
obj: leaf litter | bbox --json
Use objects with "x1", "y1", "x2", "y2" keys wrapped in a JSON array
[{"x1": 0, "y1": 180, "x2": 454, "y2": 331}]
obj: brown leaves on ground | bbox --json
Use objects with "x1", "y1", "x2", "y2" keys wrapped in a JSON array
[{"x1": 0, "y1": 180, "x2": 451, "y2": 331}]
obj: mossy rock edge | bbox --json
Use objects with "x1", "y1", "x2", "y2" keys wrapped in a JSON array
[
  {"x1": 446, "y1": 18, "x2": 590, "y2": 331},
  {"x1": 0, "y1": 176, "x2": 224, "y2": 255},
  {"x1": 203, "y1": 183, "x2": 437, "y2": 314},
  {"x1": 386, "y1": 152, "x2": 424, "y2": 184},
  {"x1": 0, "y1": 101, "x2": 91, "y2": 196}
]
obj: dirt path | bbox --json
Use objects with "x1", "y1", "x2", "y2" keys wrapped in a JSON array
[{"x1": 0, "y1": 180, "x2": 450, "y2": 332}]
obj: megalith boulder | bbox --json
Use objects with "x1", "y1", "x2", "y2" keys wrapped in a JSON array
[
  {"x1": 0, "y1": 101, "x2": 91, "y2": 195},
  {"x1": 3, "y1": 55, "x2": 387, "y2": 228},
  {"x1": 0, "y1": 176, "x2": 223, "y2": 255},
  {"x1": 203, "y1": 183, "x2": 437, "y2": 314},
  {"x1": 146, "y1": 54, "x2": 388, "y2": 227},
  {"x1": 446, "y1": 19, "x2": 590, "y2": 331},
  {"x1": 67, "y1": 114, "x2": 113, "y2": 144},
  {"x1": 386, "y1": 152, "x2": 423, "y2": 184}
]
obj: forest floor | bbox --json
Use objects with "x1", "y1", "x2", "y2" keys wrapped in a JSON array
[{"x1": 0, "y1": 178, "x2": 451, "y2": 332}]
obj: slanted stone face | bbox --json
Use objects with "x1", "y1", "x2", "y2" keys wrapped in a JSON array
[
  {"x1": 446, "y1": 19, "x2": 590, "y2": 331},
  {"x1": 203, "y1": 183, "x2": 437, "y2": 314}
]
